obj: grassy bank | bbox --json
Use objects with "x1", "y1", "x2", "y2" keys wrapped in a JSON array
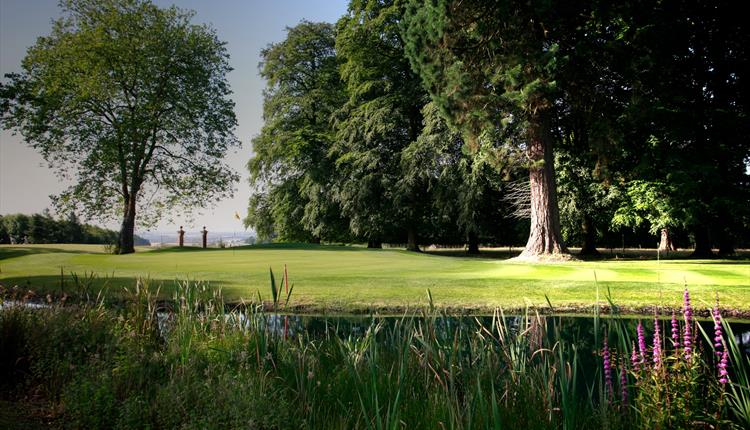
[
  {"x1": 1, "y1": 243, "x2": 749, "y2": 314},
  {"x1": 1, "y1": 283, "x2": 748, "y2": 429}
]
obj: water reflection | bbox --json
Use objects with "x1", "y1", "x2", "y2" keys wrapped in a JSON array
[{"x1": 227, "y1": 313, "x2": 750, "y2": 356}]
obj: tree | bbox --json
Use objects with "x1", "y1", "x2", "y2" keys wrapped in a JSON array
[
  {"x1": 612, "y1": 180, "x2": 685, "y2": 251},
  {"x1": 246, "y1": 21, "x2": 348, "y2": 243},
  {"x1": 613, "y1": 0, "x2": 750, "y2": 258},
  {"x1": 2, "y1": 214, "x2": 30, "y2": 244},
  {"x1": 408, "y1": 103, "x2": 510, "y2": 254},
  {"x1": 1, "y1": 0, "x2": 239, "y2": 254},
  {"x1": 335, "y1": 0, "x2": 428, "y2": 251},
  {"x1": 404, "y1": 0, "x2": 586, "y2": 259},
  {"x1": 0, "y1": 216, "x2": 9, "y2": 244}
]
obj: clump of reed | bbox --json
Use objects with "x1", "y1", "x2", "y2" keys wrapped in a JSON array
[{"x1": 1, "y1": 273, "x2": 748, "y2": 429}]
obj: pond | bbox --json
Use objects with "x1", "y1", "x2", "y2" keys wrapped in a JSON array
[
  {"x1": 3, "y1": 299, "x2": 749, "y2": 358},
  {"x1": 231, "y1": 312, "x2": 750, "y2": 356}
]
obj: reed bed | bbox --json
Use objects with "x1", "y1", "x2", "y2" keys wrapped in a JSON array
[{"x1": 1, "y1": 274, "x2": 748, "y2": 429}]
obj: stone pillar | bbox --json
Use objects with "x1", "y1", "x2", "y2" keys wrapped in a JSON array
[
  {"x1": 201, "y1": 226, "x2": 208, "y2": 249},
  {"x1": 178, "y1": 226, "x2": 185, "y2": 247}
]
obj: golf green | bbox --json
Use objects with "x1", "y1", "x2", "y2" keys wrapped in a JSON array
[{"x1": 1, "y1": 243, "x2": 749, "y2": 314}]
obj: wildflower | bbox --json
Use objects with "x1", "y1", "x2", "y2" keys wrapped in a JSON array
[
  {"x1": 653, "y1": 317, "x2": 662, "y2": 369},
  {"x1": 718, "y1": 349, "x2": 729, "y2": 384},
  {"x1": 671, "y1": 311, "x2": 680, "y2": 349},
  {"x1": 620, "y1": 361, "x2": 628, "y2": 406},
  {"x1": 637, "y1": 321, "x2": 647, "y2": 366},
  {"x1": 603, "y1": 337, "x2": 613, "y2": 400},
  {"x1": 713, "y1": 295, "x2": 723, "y2": 361},
  {"x1": 683, "y1": 288, "x2": 693, "y2": 360},
  {"x1": 631, "y1": 341, "x2": 639, "y2": 371}
]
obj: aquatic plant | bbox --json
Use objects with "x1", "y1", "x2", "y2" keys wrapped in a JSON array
[{"x1": 1, "y1": 281, "x2": 748, "y2": 429}]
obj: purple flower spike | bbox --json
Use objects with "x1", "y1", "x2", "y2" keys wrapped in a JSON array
[
  {"x1": 718, "y1": 349, "x2": 729, "y2": 384},
  {"x1": 671, "y1": 311, "x2": 680, "y2": 350},
  {"x1": 683, "y1": 288, "x2": 693, "y2": 360},
  {"x1": 631, "y1": 342, "x2": 639, "y2": 371},
  {"x1": 620, "y1": 361, "x2": 628, "y2": 406},
  {"x1": 713, "y1": 295, "x2": 723, "y2": 361},
  {"x1": 653, "y1": 317, "x2": 662, "y2": 369},
  {"x1": 637, "y1": 321, "x2": 647, "y2": 365},
  {"x1": 603, "y1": 337, "x2": 613, "y2": 400}
]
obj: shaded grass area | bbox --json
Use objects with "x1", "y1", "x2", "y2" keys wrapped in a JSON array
[{"x1": 1, "y1": 243, "x2": 749, "y2": 314}]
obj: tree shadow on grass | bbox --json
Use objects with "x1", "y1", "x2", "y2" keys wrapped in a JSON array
[
  {"x1": 0, "y1": 274, "x2": 236, "y2": 300},
  {"x1": 0, "y1": 246, "x2": 98, "y2": 261},
  {"x1": 423, "y1": 248, "x2": 521, "y2": 261}
]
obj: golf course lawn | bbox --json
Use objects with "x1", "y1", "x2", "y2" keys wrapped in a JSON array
[{"x1": 1, "y1": 243, "x2": 749, "y2": 314}]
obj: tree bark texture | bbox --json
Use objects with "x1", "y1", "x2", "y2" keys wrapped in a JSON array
[
  {"x1": 658, "y1": 228, "x2": 675, "y2": 252},
  {"x1": 406, "y1": 228, "x2": 420, "y2": 252},
  {"x1": 519, "y1": 114, "x2": 569, "y2": 259},
  {"x1": 118, "y1": 195, "x2": 137, "y2": 254}
]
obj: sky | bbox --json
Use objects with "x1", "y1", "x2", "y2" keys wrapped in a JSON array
[{"x1": 0, "y1": 0, "x2": 349, "y2": 233}]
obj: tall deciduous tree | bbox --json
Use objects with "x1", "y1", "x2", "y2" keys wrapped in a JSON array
[
  {"x1": 335, "y1": 0, "x2": 428, "y2": 251},
  {"x1": 246, "y1": 21, "x2": 348, "y2": 243},
  {"x1": 1, "y1": 0, "x2": 239, "y2": 254},
  {"x1": 613, "y1": 0, "x2": 750, "y2": 257}
]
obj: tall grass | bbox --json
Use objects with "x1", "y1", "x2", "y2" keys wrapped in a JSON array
[{"x1": 0, "y1": 278, "x2": 747, "y2": 429}]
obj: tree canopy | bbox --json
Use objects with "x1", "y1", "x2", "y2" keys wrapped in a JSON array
[
  {"x1": 1, "y1": 0, "x2": 240, "y2": 254},
  {"x1": 245, "y1": 0, "x2": 750, "y2": 257}
]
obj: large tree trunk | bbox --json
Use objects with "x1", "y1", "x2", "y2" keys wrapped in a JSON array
[
  {"x1": 467, "y1": 231, "x2": 480, "y2": 255},
  {"x1": 579, "y1": 215, "x2": 599, "y2": 256},
  {"x1": 657, "y1": 228, "x2": 675, "y2": 252},
  {"x1": 518, "y1": 113, "x2": 569, "y2": 260},
  {"x1": 367, "y1": 239, "x2": 382, "y2": 249},
  {"x1": 406, "y1": 228, "x2": 420, "y2": 252},
  {"x1": 690, "y1": 225, "x2": 714, "y2": 258},
  {"x1": 118, "y1": 195, "x2": 137, "y2": 254}
]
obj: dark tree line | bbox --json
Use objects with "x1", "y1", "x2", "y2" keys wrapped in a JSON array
[
  {"x1": 0, "y1": 212, "x2": 150, "y2": 246},
  {"x1": 245, "y1": 0, "x2": 750, "y2": 258}
]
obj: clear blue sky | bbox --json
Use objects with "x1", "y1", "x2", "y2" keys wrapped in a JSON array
[{"x1": 0, "y1": 0, "x2": 349, "y2": 232}]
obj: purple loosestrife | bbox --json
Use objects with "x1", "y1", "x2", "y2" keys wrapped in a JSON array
[
  {"x1": 683, "y1": 288, "x2": 693, "y2": 360},
  {"x1": 603, "y1": 337, "x2": 613, "y2": 400},
  {"x1": 637, "y1": 321, "x2": 647, "y2": 366},
  {"x1": 653, "y1": 317, "x2": 662, "y2": 369},
  {"x1": 713, "y1": 296, "x2": 723, "y2": 361},
  {"x1": 620, "y1": 361, "x2": 628, "y2": 406},
  {"x1": 671, "y1": 311, "x2": 680, "y2": 350},
  {"x1": 631, "y1": 342, "x2": 639, "y2": 371},
  {"x1": 719, "y1": 349, "x2": 729, "y2": 384}
]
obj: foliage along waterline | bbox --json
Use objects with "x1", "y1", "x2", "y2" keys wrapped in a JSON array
[{"x1": 1, "y1": 277, "x2": 749, "y2": 429}]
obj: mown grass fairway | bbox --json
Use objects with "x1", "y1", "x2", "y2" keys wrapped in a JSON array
[{"x1": 1, "y1": 243, "x2": 749, "y2": 313}]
